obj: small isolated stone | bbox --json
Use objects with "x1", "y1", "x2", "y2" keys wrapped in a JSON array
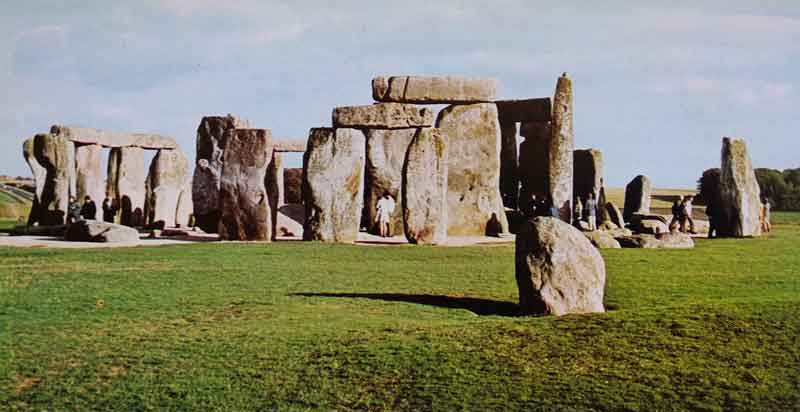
[{"x1": 333, "y1": 103, "x2": 434, "y2": 129}]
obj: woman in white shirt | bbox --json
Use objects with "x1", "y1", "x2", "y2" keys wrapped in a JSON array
[{"x1": 375, "y1": 191, "x2": 396, "y2": 237}]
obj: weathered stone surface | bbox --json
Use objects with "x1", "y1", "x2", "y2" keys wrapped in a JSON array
[
  {"x1": 23, "y1": 137, "x2": 46, "y2": 225},
  {"x1": 106, "y1": 148, "x2": 121, "y2": 205},
  {"x1": 573, "y1": 149, "x2": 603, "y2": 202},
  {"x1": 629, "y1": 214, "x2": 668, "y2": 235},
  {"x1": 64, "y1": 220, "x2": 141, "y2": 242},
  {"x1": 364, "y1": 128, "x2": 416, "y2": 236},
  {"x1": 583, "y1": 230, "x2": 621, "y2": 249},
  {"x1": 498, "y1": 118, "x2": 518, "y2": 209},
  {"x1": 436, "y1": 103, "x2": 508, "y2": 236},
  {"x1": 616, "y1": 234, "x2": 661, "y2": 249},
  {"x1": 333, "y1": 103, "x2": 434, "y2": 129},
  {"x1": 518, "y1": 121, "x2": 550, "y2": 212},
  {"x1": 273, "y1": 140, "x2": 306, "y2": 152},
  {"x1": 34, "y1": 133, "x2": 76, "y2": 225},
  {"x1": 265, "y1": 151, "x2": 283, "y2": 240},
  {"x1": 403, "y1": 128, "x2": 448, "y2": 245},
  {"x1": 192, "y1": 115, "x2": 245, "y2": 233},
  {"x1": 219, "y1": 129, "x2": 272, "y2": 241},
  {"x1": 75, "y1": 144, "x2": 105, "y2": 219},
  {"x1": 303, "y1": 128, "x2": 365, "y2": 242},
  {"x1": 550, "y1": 74, "x2": 574, "y2": 223},
  {"x1": 146, "y1": 149, "x2": 188, "y2": 226},
  {"x1": 284, "y1": 168, "x2": 303, "y2": 204},
  {"x1": 175, "y1": 181, "x2": 193, "y2": 227},
  {"x1": 113, "y1": 147, "x2": 146, "y2": 227},
  {"x1": 606, "y1": 202, "x2": 624, "y2": 229},
  {"x1": 495, "y1": 98, "x2": 552, "y2": 123},
  {"x1": 515, "y1": 217, "x2": 606, "y2": 316},
  {"x1": 600, "y1": 226, "x2": 632, "y2": 238},
  {"x1": 373, "y1": 76, "x2": 496, "y2": 104},
  {"x1": 51, "y1": 125, "x2": 177, "y2": 149},
  {"x1": 623, "y1": 175, "x2": 651, "y2": 222},
  {"x1": 655, "y1": 232, "x2": 695, "y2": 249},
  {"x1": 719, "y1": 137, "x2": 762, "y2": 237}
]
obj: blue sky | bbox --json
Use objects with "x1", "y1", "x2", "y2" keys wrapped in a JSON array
[{"x1": 2, "y1": 0, "x2": 798, "y2": 187}]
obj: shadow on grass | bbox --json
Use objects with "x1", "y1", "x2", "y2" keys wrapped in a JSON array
[{"x1": 291, "y1": 292, "x2": 522, "y2": 317}]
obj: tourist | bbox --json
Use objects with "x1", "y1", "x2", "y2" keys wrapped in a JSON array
[
  {"x1": 526, "y1": 194, "x2": 538, "y2": 217},
  {"x1": 669, "y1": 196, "x2": 684, "y2": 232},
  {"x1": 375, "y1": 191, "x2": 396, "y2": 237},
  {"x1": 573, "y1": 197, "x2": 583, "y2": 224},
  {"x1": 683, "y1": 195, "x2": 696, "y2": 234},
  {"x1": 761, "y1": 198, "x2": 772, "y2": 233},
  {"x1": 102, "y1": 196, "x2": 117, "y2": 223},
  {"x1": 80, "y1": 195, "x2": 97, "y2": 220},
  {"x1": 67, "y1": 196, "x2": 82, "y2": 224},
  {"x1": 585, "y1": 193, "x2": 597, "y2": 231}
]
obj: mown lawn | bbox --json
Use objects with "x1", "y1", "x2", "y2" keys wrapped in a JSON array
[{"x1": 1, "y1": 214, "x2": 799, "y2": 411}]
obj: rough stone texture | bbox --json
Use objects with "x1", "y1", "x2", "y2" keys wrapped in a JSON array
[
  {"x1": 600, "y1": 226, "x2": 632, "y2": 238},
  {"x1": 333, "y1": 103, "x2": 434, "y2": 129},
  {"x1": 74, "y1": 144, "x2": 105, "y2": 220},
  {"x1": 598, "y1": 185, "x2": 609, "y2": 223},
  {"x1": 583, "y1": 231, "x2": 621, "y2": 249},
  {"x1": 34, "y1": 133, "x2": 76, "y2": 225},
  {"x1": 114, "y1": 147, "x2": 146, "y2": 227},
  {"x1": 51, "y1": 125, "x2": 177, "y2": 149},
  {"x1": 616, "y1": 235, "x2": 661, "y2": 249},
  {"x1": 719, "y1": 137, "x2": 762, "y2": 237},
  {"x1": 146, "y1": 149, "x2": 188, "y2": 226},
  {"x1": 284, "y1": 168, "x2": 303, "y2": 204},
  {"x1": 373, "y1": 76, "x2": 496, "y2": 104},
  {"x1": 515, "y1": 217, "x2": 606, "y2": 316},
  {"x1": 655, "y1": 232, "x2": 695, "y2": 249},
  {"x1": 64, "y1": 220, "x2": 141, "y2": 242},
  {"x1": 265, "y1": 151, "x2": 283, "y2": 240},
  {"x1": 273, "y1": 140, "x2": 306, "y2": 152},
  {"x1": 436, "y1": 103, "x2": 508, "y2": 236},
  {"x1": 192, "y1": 115, "x2": 246, "y2": 233},
  {"x1": 550, "y1": 74, "x2": 574, "y2": 223},
  {"x1": 23, "y1": 137, "x2": 46, "y2": 225},
  {"x1": 218, "y1": 129, "x2": 272, "y2": 241},
  {"x1": 623, "y1": 175, "x2": 652, "y2": 222},
  {"x1": 498, "y1": 118, "x2": 518, "y2": 209},
  {"x1": 175, "y1": 182, "x2": 193, "y2": 227},
  {"x1": 303, "y1": 128, "x2": 365, "y2": 243},
  {"x1": 518, "y1": 121, "x2": 550, "y2": 212},
  {"x1": 573, "y1": 149, "x2": 603, "y2": 202},
  {"x1": 629, "y1": 214, "x2": 668, "y2": 235},
  {"x1": 364, "y1": 128, "x2": 416, "y2": 236},
  {"x1": 403, "y1": 128, "x2": 448, "y2": 245},
  {"x1": 495, "y1": 98, "x2": 552, "y2": 123},
  {"x1": 606, "y1": 202, "x2": 625, "y2": 228},
  {"x1": 106, "y1": 148, "x2": 121, "y2": 205}
]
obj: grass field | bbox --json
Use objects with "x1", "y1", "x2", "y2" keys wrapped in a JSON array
[
  {"x1": 2, "y1": 214, "x2": 799, "y2": 411},
  {"x1": 0, "y1": 186, "x2": 31, "y2": 223}
]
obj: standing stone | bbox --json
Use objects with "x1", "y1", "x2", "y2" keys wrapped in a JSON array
[
  {"x1": 515, "y1": 217, "x2": 606, "y2": 316},
  {"x1": 74, "y1": 144, "x2": 105, "y2": 219},
  {"x1": 719, "y1": 137, "x2": 762, "y2": 237},
  {"x1": 403, "y1": 128, "x2": 448, "y2": 245},
  {"x1": 175, "y1": 181, "x2": 193, "y2": 228},
  {"x1": 34, "y1": 133, "x2": 76, "y2": 225},
  {"x1": 219, "y1": 129, "x2": 272, "y2": 241},
  {"x1": 193, "y1": 115, "x2": 246, "y2": 233},
  {"x1": 265, "y1": 151, "x2": 284, "y2": 240},
  {"x1": 303, "y1": 128, "x2": 365, "y2": 243},
  {"x1": 597, "y1": 184, "x2": 608, "y2": 224},
  {"x1": 550, "y1": 73, "x2": 574, "y2": 223},
  {"x1": 284, "y1": 168, "x2": 303, "y2": 204},
  {"x1": 605, "y1": 202, "x2": 625, "y2": 229},
  {"x1": 146, "y1": 149, "x2": 188, "y2": 226},
  {"x1": 23, "y1": 137, "x2": 46, "y2": 225},
  {"x1": 518, "y1": 121, "x2": 551, "y2": 212},
  {"x1": 623, "y1": 175, "x2": 652, "y2": 222},
  {"x1": 573, "y1": 149, "x2": 603, "y2": 203},
  {"x1": 498, "y1": 117, "x2": 518, "y2": 209},
  {"x1": 115, "y1": 147, "x2": 146, "y2": 227},
  {"x1": 364, "y1": 128, "x2": 416, "y2": 236},
  {"x1": 333, "y1": 103, "x2": 434, "y2": 129},
  {"x1": 372, "y1": 76, "x2": 496, "y2": 104},
  {"x1": 436, "y1": 103, "x2": 508, "y2": 236},
  {"x1": 106, "y1": 148, "x2": 121, "y2": 205}
]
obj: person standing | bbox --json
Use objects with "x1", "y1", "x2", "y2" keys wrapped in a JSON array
[
  {"x1": 67, "y1": 196, "x2": 82, "y2": 224},
  {"x1": 683, "y1": 195, "x2": 696, "y2": 234},
  {"x1": 375, "y1": 191, "x2": 396, "y2": 238},
  {"x1": 669, "y1": 196, "x2": 684, "y2": 232},
  {"x1": 102, "y1": 196, "x2": 117, "y2": 223},
  {"x1": 573, "y1": 197, "x2": 583, "y2": 225},
  {"x1": 585, "y1": 193, "x2": 597, "y2": 231},
  {"x1": 761, "y1": 198, "x2": 772, "y2": 233},
  {"x1": 80, "y1": 195, "x2": 97, "y2": 220}
]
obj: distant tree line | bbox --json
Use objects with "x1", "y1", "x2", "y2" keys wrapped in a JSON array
[{"x1": 698, "y1": 167, "x2": 800, "y2": 210}]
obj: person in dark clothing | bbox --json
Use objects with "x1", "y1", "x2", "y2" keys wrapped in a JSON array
[
  {"x1": 80, "y1": 196, "x2": 97, "y2": 220},
  {"x1": 706, "y1": 200, "x2": 717, "y2": 239},
  {"x1": 102, "y1": 196, "x2": 117, "y2": 223},
  {"x1": 669, "y1": 196, "x2": 684, "y2": 232},
  {"x1": 67, "y1": 196, "x2": 82, "y2": 224}
]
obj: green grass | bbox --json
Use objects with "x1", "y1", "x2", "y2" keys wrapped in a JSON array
[
  {"x1": 2, "y1": 215, "x2": 799, "y2": 411},
  {"x1": 0, "y1": 188, "x2": 31, "y2": 221}
]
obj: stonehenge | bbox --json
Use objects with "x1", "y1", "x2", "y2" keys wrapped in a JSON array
[
  {"x1": 403, "y1": 128, "x2": 448, "y2": 245},
  {"x1": 333, "y1": 103, "x2": 434, "y2": 129},
  {"x1": 718, "y1": 137, "x2": 762, "y2": 237},
  {"x1": 75, "y1": 144, "x2": 105, "y2": 219},
  {"x1": 146, "y1": 149, "x2": 189, "y2": 227},
  {"x1": 623, "y1": 175, "x2": 652, "y2": 222},
  {"x1": 372, "y1": 76, "x2": 496, "y2": 104},
  {"x1": 364, "y1": 128, "x2": 416, "y2": 237}
]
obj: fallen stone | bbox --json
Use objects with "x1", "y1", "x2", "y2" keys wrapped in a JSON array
[
  {"x1": 583, "y1": 230, "x2": 622, "y2": 249},
  {"x1": 600, "y1": 226, "x2": 633, "y2": 238},
  {"x1": 616, "y1": 234, "x2": 661, "y2": 249},
  {"x1": 403, "y1": 128, "x2": 448, "y2": 245},
  {"x1": 333, "y1": 103, "x2": 434, "y2": 129},
  {"x1": 146, "y1": 149, "x2": 188, "y2": 227},
  {"x1": 64, "y1": 220, "x2": 141, "y2": 242},
  {"x1": 719, "y1": 137, "x2": 762, "y2": 237},
  {"x1": 495, "y1": 98, "x2": 552, "y2": 123},
  {"x1": 364, "y1": 128, "x2": 416, "y2": 236},
  {"x1": 34, "y1": 133, "x2": 76, "y2": 225},
  {"x1": 436, "y1": 103, "x2": 508, "y2": 236},
  {"x1": 623, "y1": 175, "x2": 652, "y2": 222},
  {"x1": 303, "y1": 128, "x2": 365, "y2": 242},
  {"x1": 629, "y1": 214, "x2": 668, "y2": 235},
  {"x1": 75, "y1": 144, "x2": 105, "y2": 219},
  {"x1": 373, "y1": 76, "x2": 496, "y2": 104},
  {"x1": 219, "y1": 128, "x2": 272, "y2": 241},
  {"x1": 515, "y1": 217, "x2": 606, "y2": 316},
  {"x1": 51, "y1": 125, "x2": 177, "y2": 149},
  {"x1": 655, "y1": 232, "x2": 695, "y2": 249}
]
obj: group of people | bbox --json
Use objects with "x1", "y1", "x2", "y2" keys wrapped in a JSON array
[
  {"x1": 66, "y1": 195, "x2": 120, "y2": 224},
  {"x1": 522, "y1": 194, "x2": 560, "y2": 219},
  {"x1": 670, "y1": 195, "x2": 697, "y2": 234},
  {"x1": 573, "y1": 193, "x2": 598, "y2": 231}
]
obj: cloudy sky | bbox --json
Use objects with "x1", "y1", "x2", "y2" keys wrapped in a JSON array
[{"x1": 3, "y1": 0, "x2": 798, "y2": 187}]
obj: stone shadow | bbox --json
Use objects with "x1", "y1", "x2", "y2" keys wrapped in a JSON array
[{"x1": 291, "y1": 292, "x2": 522, "y2": 317}]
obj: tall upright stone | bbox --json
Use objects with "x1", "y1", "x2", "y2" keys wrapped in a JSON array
[
  {"x1": 265, "y1": 151, "x2": 284, "y2": 240},
  {"x1": 436, "y1": 103, "x2": 508, "y2": 236},
  {"x1": 498, "y1": 117, "x2": 518, "y2": 209},
  {"x1": 573, "y1": 149, "x2": 603, "y2": 202},
  {"x1": 175, "y1": 181, "x2": 193, "y2": 228},
  {"x1": 106, "y1": 148, "x2": 121, "y2": 204},
  {"x1": 303, "y1": 128, "x2": 365, "y2": 243},
  {"x1": 33, "y1": 133, "x2": 76, "y2": 225},
  {"x1": 518, "y1": 121, "x2": 551, "y2": 213},
  {"x1": 403, "y1": 128, "x2": 448, "y2": 245},
  {"x1": 23, "y1": 137, "x2": 47, "y2": 225},
  {"x1": 219, "y1": 129, "x2": 272, "y2": 241},
  {"x1": 550, "y1": 73, "x2": 574, "y2": 223},
  {"x1": 75, "y1": 144, "x2": 105, "y2": 219},
  {"x1": 623, "y1": 175, "x2": 652, "y2": 222},
  {"x1": 193, "y1": 115, "x2": 246, "y2": 233},
  {"x1": 364, "y1": 128, "x2": 416, "y2": 236},
  {"x1": 146, "y1": 149, "x2": 188, "y2": 226},
  {"x1": 719, "y1": 137, "x2": 762, "y2": 237},
  {"x1": 115, "y1": 147, "x2": 146, "y2": 227}
]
